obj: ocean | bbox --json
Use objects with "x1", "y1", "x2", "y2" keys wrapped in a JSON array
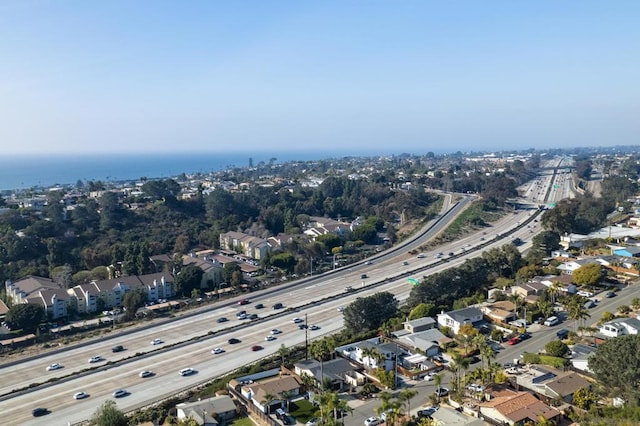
[{"x1": 0, "y1": 150, "x2": 383, "y2": 192}]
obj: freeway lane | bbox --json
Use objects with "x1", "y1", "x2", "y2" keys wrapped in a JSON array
[{"x1": 1, "y1": 166, "x2": 571, "y2": 424}]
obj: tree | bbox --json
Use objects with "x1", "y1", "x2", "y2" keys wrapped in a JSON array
[
  {"x1": 91, "y1": 400, "x2": 128, "y2": 426},
  {"x1": 278, "y1": 344, "x2": 289, "y2": 366},
  {"x1": 408, "y1": 303, "x2": 436, "y2": 320},
  {"x1": 261, "y1": 393, "x2": 275, "y2": 414},
  {"x1": 123, "y1": 289, "x2": 146, "y2": 320},
  {"x1": 589, "y1": 334, "x2": 640, "y2": 405},
  {"x1": 573, "y1": 387, "x2": 598, "y2": 410},
  {"x1": 222, "y1": 262, "x2": 242, "y2": 284},
  {"x1": 398, "y1": 388, "x2": 418, "y2": 417},
  {"x1": 174, "y1": 265, "x2": 203, "y2": 297},
  {"x1": 572, "y1": 263, "x2": 603, "y2": 288},
  {"x1": 545, "y1": 340, "x2": 569, "y2": 357},
  {"x1": 343, "y1": 292, "x2": 398, "y2": 333},
  {"x1": 5, "y1": 303, "x2": 45, "y2": 333}
]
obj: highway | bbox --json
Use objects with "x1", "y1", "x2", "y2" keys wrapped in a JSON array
[{"x1": 0, "y1": 161, "x2": 574, "y2": 425}]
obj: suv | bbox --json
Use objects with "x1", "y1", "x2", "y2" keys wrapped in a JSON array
[
  {"x1": 273, "y1": 302, "x2": 283, "y2": 309},
  {"x1": 556, "y1": 329, "x2": 569, "y2": 340},
  {"x1": 111, "y1": 345, "x2": 124, "y2": 353},
  {"x1": 32, "y1": 408, "x2": 49, "y2": 417}
]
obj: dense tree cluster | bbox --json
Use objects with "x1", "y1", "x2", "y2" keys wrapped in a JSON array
[
  {"x1": 343, "y1": 292, "x2": 398, "y2": 333},
  {"x1": 589, "y1": 334, "x2": 640, "y2": 406}
]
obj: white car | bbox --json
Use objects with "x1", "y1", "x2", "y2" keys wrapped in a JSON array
[
  {"x1": 424, "y1": 373, "x2": 435, "y2": 381},
  {"x1": 88, "y1": 356, "x2": 102, "y2": 363},
  {"x1": 291, "y1": 317, "x2": 303, "y2": 324},
  {"x1": 309, "y1": 324, "x2": 320, "y2": 330},
  {"x1": 139, "y1": 370, "x2": 153, "y2": 378},
  {"x1": 416, "y1": 253, "x2": 425, "y2": 258},
  {"x1": 265, "y1": 335, "x2": 276, "y2": 341},
  {"x1": 113, "y1": 389, "x2": 129, "y2": 398},
  {"x1": 46, "y1": 363, "x2": 63, "y2": 371},
  {"x1": 179, "y1": 368, "x2": 195, "y2": 376},
  {"x1": 364, "y1": 416, "x2": 381, "y2": 426},
  {"x1": 337, "y1": 306, "x2": 344, "y2": 312},
  {"x1": 73, "y1": 392, "x2": 89, "y2": 400},
  {"x1": 150, "y1": 338, "x2": 163, "y2": 345},
  {"x1": 211, "y1": 348, "x2": 225, "y2": 354},
  {"x1": 270, "y1": 329, "x2": 282, "y2": 335}
]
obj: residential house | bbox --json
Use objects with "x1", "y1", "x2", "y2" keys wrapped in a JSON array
[
  {"x1": 303, "y1": 216, "x2": 352, "y2": 239},
  {"x1": 570, "y1": 344, "x2": 597, "y2": 373},
  {"x1": 436, "y1": 307, "x2": 483, "y2": 335},
  {"x1": 183, "y1": 253, "x2": 224, "y2": 288},
  {"x1": 240, "y1": 376, "x2": 302, "y2": 413},
  {"x1": 293, "y1": 358, "x2": 364, "y2": 391},
  {"x1": 400, "y1": 328, "x2": 450, "y2": 357},
  {"x1": 556, "y1": 258, "x2": 600, "y2": 275},
  {"x1": 5, "y1": 276, "x2": 68, "y2": 319},
  {"x1": 402, "y1": 317, "x2": 436, "y2": 333},
  {"x1": 480, "y1": 301, "x2": 517, "y2": 324},
  {"x1": 514, "y1": 366, "x2": 590, "y2": 403},
  {"x1": 176, "y1": 395, "x2": 237, "y2": 426},
  {"x1": 0, "y1": 299, "x2": 9, "y2": 321},
  {"x1": 479, "y1": 387, "x2": 561, "y2": 426},
  {"x1": 598, "y1": 316, "x2": 640, "y2": 338},
  {"x1": 512, "y1": 280, "x2": 547, "y2": 302},
  {"x1": 337, "y1": 337, "x2": 403, "y2": 371},
  {"x1": 544, "y1": 373, "x2": 591, "y2": 403},
  {"x1": 430, "y1": 406, "x2": 486, "y2": 426}
]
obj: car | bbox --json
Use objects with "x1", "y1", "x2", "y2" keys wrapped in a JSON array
[
  {"x1": 247, "y1": 313, "x2": 258, "y2": 320},
  {"x1": 337, "y1": 306, "x2": 344, "y2": 312},
  {"x1": 416, "y1": 253, "x2": 425, "y2": 258},
  {"x1": 417, "y1": 407, "x2": 436, "y2": 419},
  {"x1": 251, "y1": 345, "x2": 263, "y2": 351},
  {"x1": 46, "y1": 363, "x2": 63, "y2": 371},
  {"x1": 402, "y1": 261, "x2": 409, "y2": 265},
  {"x1": 309, "y1": 324, "x2": 320, "y2": 330},
  {"x1": 237, "y1": 313, "x2": 248, "y2": 320},
  {"x1": 298, "y1": 323, "x2": 308, "y2": 329},
  {"x1": 448, "y1": 252, "x2": 454, "y2": 256},
  {"x1": 606, "y1": 291, "x2": 617, "y2": 298},
  {"x1": 364, "y1": 260, "x2": 373, "y2": 265},
  {"x1": 265, "y1": 335, "x2": 276, "y2": 341},
  {"x1": 228, "y1": 338, "x2": 241, "y2": 344},
  {"x1": 518, "y1": 332, "x2": 531, "y2": 340},
  {"x1": 434, "y1": 387, "x2": 449, "y2": 397},
  {"x1": 424, "y1": 373, "x2": 435, "y2": 381},
  {"x1": 88, "y1": 356, "x2": 102, "y2": 363},
  {"x1": 507, "y1": 336, "x2": 521, "y2": 345},
  {"x1": 139, "y1": 370, "x2": 154, "y2": 378},
  {"x1": 112, "y1": 389, "x2": 129, "y2": 398},
  {"x1": 32, "y1": 408, "x2": 50, "y2": 417},
  {"x1": 467, "y1": 383, "x2": 485, "y2": 393},
  {"x1": 179, "y1": 368, "x2": 196, "y2": 376},
  {"x1": 238, "y1": 299, "x2": 250, "y2": 305},
  {"x1": 255, "y1": 303, "x2": 264, "y2": 309},
  {"x1": 578, "y1": 290, "x2": 594, "y2": 297},
  {"x1": 73, "y1": 392, "x2": 89, "y2": 400},
  {"x1": 306, "y1": 418, "x2": 318, "y2": 426},
  {"x1": 292, "y1": 317, "x2": 304, "y2": 323},
  {"x1": 273, "y1": 303, "x2": 284, "y2": 309},
  {"x1": 151, "y1": 338, "x2": 164, "y2": 345},
  {"x1": 216, "y1": 317, "x2": 228, "y2": 323},
  {"x1": 271, "y1": 329, "x2": 282, "y2": 335},
  {"x1": 236, "y1": 310, "x2": 247, "y2": 317},
  {"x1": 111, "y1": 345, "x2": 124, "y2": 353},
  {"x1": 212, "y1": 348, "x2": 225, "y2": 354},
  {"x1": 364, "y1": 416, "x2": 382, "y2": 426}
]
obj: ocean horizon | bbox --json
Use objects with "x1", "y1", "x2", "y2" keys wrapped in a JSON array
[{"x1": 0, "y1": 149, "x2": 419, "y2": 192}]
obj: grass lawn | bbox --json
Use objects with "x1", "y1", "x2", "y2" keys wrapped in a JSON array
[
  {"x1": 231, "y1": 417, "x2": 254, "y2": 426},
  {"x1": 289, "y1": 399, "x2": 318, "y2": 422}
]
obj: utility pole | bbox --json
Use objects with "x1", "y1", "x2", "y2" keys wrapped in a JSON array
[{"x1": 305, "y1": 313, "x2": 309, "y2": 359}]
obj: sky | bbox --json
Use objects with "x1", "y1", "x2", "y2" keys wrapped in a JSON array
[{"x1": 0, "y1": 1, "x2": 639, "y2": 156}]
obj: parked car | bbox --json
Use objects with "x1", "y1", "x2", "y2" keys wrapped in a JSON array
[
  {"x1": 179, "y1": 368, "x2": 196, "y2": 376},
  {"x1": 424, "y1": 373, "x2": 435, "y2": 381},
  {"x1": 518, "y1": 332, "x2": 531, "y2": 340},
  {"x1": 507, "y1": 336, "x2": 521, "y2": 345},
  {"x1": 139, "y1": 370, "x2": 153, "y2": 378},
  {"x1": 467, "y1": 383, "x2": 485, "y2": 393},
  {"x1": 32, "y1": 408, "x2": 50, "y2": 417},
  {"x1": 556, "y1": 329, "x2": 569, "y2": 340},
  {"x1": 364, "y1": 416, "x2": 382, "y2": 426},
  {"x1": 434, "y1": 387, "x2": 449, "y2": 397},
  {"x1": 46, "y1": 363, "x2": 63, "y2": 371},
  {"x1": 606, "y1": 291, "x2": 616, "y2": 298},
  {"x1": 306, "y1": 418, "x2": 318, "y2": 426}
]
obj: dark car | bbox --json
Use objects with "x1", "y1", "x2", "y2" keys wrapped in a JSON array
[
  {"x1": 518, "y1": 332, "x2": 531, "y2": 340},
  {"x1": 298, "y1": 324, "x2": 308, "y2": 330},
  {"x1": 228, "y1": 338, "x2": 241, "y2": 344},
  {"x1": 255, "y1": 303, "x2": 264, "y2": 309},
  {"x1": 606, "y1": 291, "x2": 616, "y2": 298},
  {"x1": 238, "y1": 299, "x2": 250, "y2": 305},
  {"x1": 111, "y1": 345, "x2": 124, "y2": 353},
  {"x1": 248, "y1": 313, "x2": 258, "y2": 320},
  {"x1": 216, "y1": 317, "x2": 228, "y2": 323},
  {"x1": 32, "y1": 408, "x2": 49, "y2": 417},
  {"x1": 273, "y1": 302, "x2": 284, "y2": 309},
  {"x1": 236, "y1": 310, "x2": 247, "y2": 317},
  {"x1": 556, "y1": 329, "x2": 569, "y2": 340},
  {"x1": 251, "y1": 345, "x2": 263, "y2": 351}
]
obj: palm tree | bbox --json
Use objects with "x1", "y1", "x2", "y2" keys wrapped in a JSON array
[
  {"x1": 449, "y1": 352, "x2": 470, "y2": 395},
  {"x1": 398, "y1": 388, "x2": 418, "y2": 417},
  {"x1": 567, "y1": 299, "x2": 591, "y2": 332},
  {"x1": 509, "y1": 293, "x2": 524, "y2": 320},
  {"x1": 279, "y1": 390, "x2": 295, "y2": 412},
  {"x1": 261, "y1": 392, "x2": 275, "y2": 415},
  {"x1": 278, "y1": 344, "x2": 290, "y2": 367},
  {"x1": 480, "y1": 343, "x2": 495, "y2": 384},
  {"x1": 549, "y1": 281, "x2": 563, "y2": 305},
  {"x1": 433, "y1": 373, "x2": 444, "y2": 403},
  {"x1": 457, "y1": 333, "x2": 475, "y2": 357}
]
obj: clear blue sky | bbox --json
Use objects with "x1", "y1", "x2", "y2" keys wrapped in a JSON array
[{"x1": 1, "y1": 1, "x2": 638, "y2": 155}]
